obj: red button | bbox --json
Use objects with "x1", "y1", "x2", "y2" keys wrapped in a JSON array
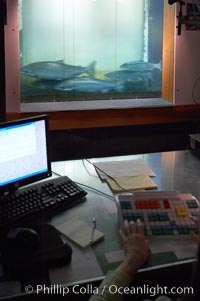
[{"x1": 164, "y1": 199, "x2": 170, "y2": 209}]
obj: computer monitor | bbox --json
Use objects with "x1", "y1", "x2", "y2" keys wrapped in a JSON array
[{"x1": 0, "y1": 115, "x2": 52, "y2": 196}]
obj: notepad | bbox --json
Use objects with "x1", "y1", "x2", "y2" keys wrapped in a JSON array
[
  {"x1": 55, "y1": 220, "x2": 104, "y2": 248},
  {"x1": 105, "y1": 176, "x2": 157, "y2": 192}
]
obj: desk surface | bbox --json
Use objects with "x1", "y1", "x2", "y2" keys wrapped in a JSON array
[
  {"x1": 2, "y1": 149, "x2": 200, "y2": 298},
  {"x1": 50, "y1": 150, "x2": 200, "y2": 283}
]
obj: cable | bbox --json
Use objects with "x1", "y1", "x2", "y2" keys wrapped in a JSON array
[
  {"x1": 75, "y1": 181, "x2": 115, "y2": 201},
  {"x1": 84, "y1": 158, "x2": 133, "y2": 193},
  {"x1": 52, "y1": 171, "x2": 63, "y2": 177},
  {"x1": 82, "y1": 159, "x2": 99, "y2": 178}
]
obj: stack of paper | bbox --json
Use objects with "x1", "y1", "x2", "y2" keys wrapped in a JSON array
[
  {"x1": 106, "y1": 176, "x2": 157, "y2": 192},
  {"x1": 93, "y1": 159, "x2": 157, "y2": 192}
]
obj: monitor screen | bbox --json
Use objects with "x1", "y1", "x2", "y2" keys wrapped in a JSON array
[{"x1": 0, "y1": 115, "x2": 51, "y2": 195}]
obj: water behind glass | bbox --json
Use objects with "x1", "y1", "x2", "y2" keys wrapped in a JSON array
[{"x1": 19, "y1": 0, "x2": 163, "y2": 103}]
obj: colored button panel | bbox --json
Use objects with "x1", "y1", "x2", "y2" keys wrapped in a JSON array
[
  {"x1": 120, "y1": 196, "x2": 199, "y2": 237},
  {"x1": 170, "y1": 221, "x2": 177, "y2": 230},
  {"x1": 133, "y1": 212, "x2": 144, "y2": 222},
  {"x1": 120, "y1": 200, "x2": 132, "y2": 210},
  {"x1": 191, "y1": 212, "x2": 200, "y2": 217},
  {"x1": 182, "y1": 226, "x2": 190, "y2": 234},
  {"x1": 163, "y1": 199, "x2": 171, "y2": 209},
  {"x1": 175, "y1": 208, "x2": 188, "y2": 217},
  {"x1": 162, "y1": 225, "x2": 173, "y2": 235},
  {"x1": 135, "y1": 200, "x2": 161, "y2": 209},
  {"x1": 187, "y1": 200, "x2": 199, "y2": 209},
  {"x1": 151, "y1": 225, "x2": 163, "y2": 235},
  {"x1": 135, "y1": 201, "x2": 145, "y2": 209},
  {"x1": 158, "y1": 212, "x2": 169, "y2": 221},
  {"x1": 177, "y1": 225, "x2": 190, "y2": 235},
  {"x1": 148, "y1": 212, "x2": 159, "y2": 222},
  {"x1": 122, "y1": 212, "x2": 134, "y2": 222},
  {"x1": 122, "y1": 212, "x2": 144, "y2": 222},
  {"x1": 151, "y1": 200, "x2": 161, "y2": 209},
  {"x1": 188, "y1": 225, "x2": 199, "y2": 234}
]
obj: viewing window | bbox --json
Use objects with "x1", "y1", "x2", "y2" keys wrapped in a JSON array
[{"x1": 19, "y1": 0, "x2": 164, "y2": 105}]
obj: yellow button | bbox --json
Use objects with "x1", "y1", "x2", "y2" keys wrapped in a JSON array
[{"x1": 176, "y1": 208, "x2": 187, "y2": 217}]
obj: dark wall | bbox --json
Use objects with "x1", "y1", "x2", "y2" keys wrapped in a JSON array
[{"x1": 49, "y1": 122, "x2": 198, "y2": 161}]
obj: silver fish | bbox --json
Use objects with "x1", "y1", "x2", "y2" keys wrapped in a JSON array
[
  {"x1": 105, "y1": 70, "x2": 154, "y2": 81},
  {"x1": 31, "y1": 79, "x2": 58, "y2": 90},
  {"x1": 55, "y1": 77, "x2": 123, "y2": 93},
  {"x1": 120, "y1": 60, "x2": 162, "y2": 72},
  {"x1": 20, "y1": 60, "x2": 96, "y2": 80}
]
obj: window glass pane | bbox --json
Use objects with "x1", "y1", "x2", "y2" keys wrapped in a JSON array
[{"x1": 19, "y1": 0, "x2": 163, "y2": 103}]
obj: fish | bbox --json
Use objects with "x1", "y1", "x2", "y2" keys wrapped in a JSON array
[
  {"x1": 123, "y1": 78, "x2": 149, "y2": 92},
  {"x1": 31, "y1": 79, "x2": 59, "y2": 90},
  {"x1": 20, "y1": 60, "x2": 96, "y2": 80},
  {"x1": 55, "y1": 77, "x2": 123, "y2": 93},
  {"x1": 105, "y1": 70, "x2": 154, "y2": 81},
  {"x1": 120, "y1": 60, "x2": 162, "y2": 72}
]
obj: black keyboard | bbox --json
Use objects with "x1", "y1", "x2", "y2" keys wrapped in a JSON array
[{"x1": 0, "y1": 176, "x2": 87, "y2": 231}]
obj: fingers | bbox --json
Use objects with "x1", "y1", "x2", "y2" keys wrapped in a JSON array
[
  {"x1": 119, "y1": 229, "x2": 126, "y2": 241},
  {"x1": 136, "y1": 219, "x2": 145, "y2": 236},
  {"x1": 124, "y1": 220, "x2": 136, "y2": 235},
  {"x1": 122, "y1": 219, "x2": 144, "y2": 238}
]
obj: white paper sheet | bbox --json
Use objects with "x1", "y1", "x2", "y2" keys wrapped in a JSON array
[
  {"x1": 105, "y1": 250, "x2": 125, "y2": 264},
  {"x1": 93, "y1": 159, "x2": 156, "y2": 179}
]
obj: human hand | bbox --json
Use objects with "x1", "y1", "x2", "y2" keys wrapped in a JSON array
[{"x1": 119, "y1": 220, "x2": 149, "y2": 277}]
